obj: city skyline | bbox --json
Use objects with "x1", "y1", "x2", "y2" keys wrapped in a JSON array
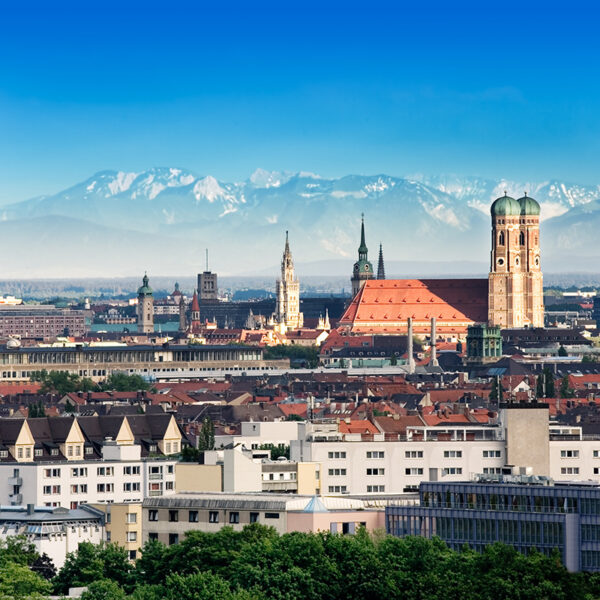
[{"x1": 1, "y1": 1, "x2": 600, "y2": 204}]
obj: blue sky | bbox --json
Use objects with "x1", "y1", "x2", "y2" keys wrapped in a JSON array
[{"x1": 1, "y1": 0, "x2": 599, "y2": 204}]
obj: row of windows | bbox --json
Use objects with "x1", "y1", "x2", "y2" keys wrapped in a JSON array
[
  {"x1": 561, "y1": 450, "x2": 579, "y2": 458},
  {"x1": 483, "y1": 450, "x2": 502, "y2": 458},
  {"x1": 329, "y1": 468, "x2": 346, "y2": 476},
  {"x1": 367, "y1": 485, "x2": 385, "y2": 493},
  {"x1": 366, "y1": 451, "x2": 384, "y2": 459},
  {"x1": 149, "y1": 510, "x2": 279, "y2": 524},
  {"x1": 561, "y1": 467, "x2": 579, "y2": 475},
  {"x1": 45, "y1": 465, "x2": 171, "y2": 478},
  {"x1": 328, "y1": 451, "x2": 346, "y2": 459},
  {"x1": 405, "y1": 451, "x2": 423, "y2": 458},
  {"x1": 444, "y1": 451, "x2": 462, "y2": 458},
  {"x1": 366, "y1": 468, "x2": 385, "y2": 476}
]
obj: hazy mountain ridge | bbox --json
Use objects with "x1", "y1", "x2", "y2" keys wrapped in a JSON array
[{"x1": 2, "y1": 168, "x2": 600, "y2": 278}]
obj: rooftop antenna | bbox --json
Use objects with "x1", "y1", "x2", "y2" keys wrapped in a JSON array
[{"x1": 205, "y1": 248, "x2": 209, "y2": 272}]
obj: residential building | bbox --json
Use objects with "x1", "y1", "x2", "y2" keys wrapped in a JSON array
[
  {"x1": 0, "y1": 305, "x2": 88, "y2": 338},
  {"x1": 90, "y1": 502, "x2": 142, "y2": 560},
  {"x1": 0, "y1": 414, "x2": 181, "y2": 507},
  {"x1": 0, "y1": 504, "x2": 104, "y2": 568}
]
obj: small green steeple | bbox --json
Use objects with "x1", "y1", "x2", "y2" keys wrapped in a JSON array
[{"x1": 137, "y1": 272, "x2": 153, "y2": 296}]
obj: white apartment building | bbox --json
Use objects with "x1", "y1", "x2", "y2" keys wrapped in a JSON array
[
  {"x1": 291, "y1": 405, "x2": 600, "y2": 496},
  {"x1": 0, "y1": 414, "x2": 181, "y2": 508}
]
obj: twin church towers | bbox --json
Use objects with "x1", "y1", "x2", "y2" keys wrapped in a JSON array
[{"x1": 351, "y1": 193, "x2": 544, "y2": 330}]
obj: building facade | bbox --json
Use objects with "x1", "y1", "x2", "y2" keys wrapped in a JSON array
[
  {"x1": 273, "y1": 232, "x2": 303, "y2": 332},
  {"x1": 0, "y1": 305, "x2": 88, "y2": 338},
  {"x1": 386, "y1": 479, "x2": 600, "y2": 572},
  {"x1": 488, "y1": 193, "x2": 544, "y2": 328}
]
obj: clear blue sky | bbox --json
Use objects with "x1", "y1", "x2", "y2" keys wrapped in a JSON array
[{"x1": 1, "y1": 0, "x2": 599, "y2": 203}]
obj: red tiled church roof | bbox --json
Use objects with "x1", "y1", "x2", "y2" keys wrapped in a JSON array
[{"x1": 339, "y1": 279, "x2": 488, "y2": 334}]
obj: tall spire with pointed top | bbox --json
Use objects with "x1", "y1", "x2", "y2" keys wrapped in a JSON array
[
  {"x1": 359, "y1": 214, "x2": 367, "y2": 255},
  {"x1": 377, "y1": 243, "x2": 385, "y2": 280}
]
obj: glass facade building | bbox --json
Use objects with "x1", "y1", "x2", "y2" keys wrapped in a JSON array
[{"x1": 386, "y1": 480, "x2": 600, "y2": 572}]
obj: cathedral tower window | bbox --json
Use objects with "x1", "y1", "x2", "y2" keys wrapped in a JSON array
[
  {"x1": 519, "y1": 232, "x2": 525, "y2": 245},
  {"x1": 498, "y1": 232, "x2": 505, "y2": 246}
]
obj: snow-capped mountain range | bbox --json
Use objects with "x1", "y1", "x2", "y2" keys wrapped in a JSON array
[{"x1": 2, "y1": 168, "x2": 600, "y2": 278}]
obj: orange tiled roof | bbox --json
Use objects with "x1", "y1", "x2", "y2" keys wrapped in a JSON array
[
  {"x1": 339, "y1": 278, "x2": 488, "y2": 334},
  {"x1": 339, "y1": 419, "x2": 379, "y2": 434}
]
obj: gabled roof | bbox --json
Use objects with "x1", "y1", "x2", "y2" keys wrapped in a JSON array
[{"x1": 339, "y1": 278, "x2": 488, "y2": 333}]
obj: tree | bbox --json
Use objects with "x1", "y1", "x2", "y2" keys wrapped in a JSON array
[
  {"x1": 197, "y1": 416, "x2": 215, "y2": 451},
  {"x1": 53, "y1": 542, "x2": 134, "y2": 595},
  {"x1": 101, "y1": 372, "x2": 150, "y2": 392},
  {"x1": 560, "y1": 375, "x2": 575, "y2": 398},
  {"x1": 31, "y1": 553, "x2": 57, "y2": 580},
  {"x1": 258, "y1": 443, "x2": 290, "y2": 460},
  {"x1": 0, "y1": 536, "x2": 39, "y2": 566},
  {"x1": 543, "y1": 367, "x2": 555, "y2": 398},
  {"x1": 0, "y1": 561, "x2": 53, "y2": 599},
  {"x1": 490, "y1": 378, "x2": 499, "y2": 401},
  {"x1": 558, "y1": 345, "x2": 568, "y2": 357},
  {"x1": 81, "y1": 579, "x2": 126, "y2": 600},
  {"x1": 389, "y1": 354, "x2": 398, "y2": 366},
  {"x1": 536, "y1": 374, "x2": 545, "y2": 399}
]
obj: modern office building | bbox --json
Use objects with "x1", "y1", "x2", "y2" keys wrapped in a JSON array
[
  {"x1": 386, "y1": 477, "x2": 600, "y2": 572},
  {"x1": 0, "y1": 305, "x2": 89, "y2": 338}
]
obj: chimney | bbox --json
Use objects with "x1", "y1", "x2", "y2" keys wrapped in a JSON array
[
  {"x1": 27, "y1": 504, "x2": 35, "y2": 515},
  {"x1": 429, "y1": 317, "x2": 439, "y2": 367},
  {"x1": 407, "y1": 317, "x2": 415, "y2": 374}
]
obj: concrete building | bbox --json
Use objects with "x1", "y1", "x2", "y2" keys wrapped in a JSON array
[
  {"x1": 0, "y1": 504, "x2": 104, "y2": 568},
  {"x1": 142, "y1": 492, "x2": 385, "y2": 544},
  {"x1": 214, "y1": 420, "x2": 304, "y2": 450},
  {"x1": 386, "y1": 477, "x2": 600, "y2": 572}
]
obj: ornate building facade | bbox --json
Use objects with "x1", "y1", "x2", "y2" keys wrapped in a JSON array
[
  {"x1": 137, "y1": 273, "x2": 154, "y2": 334},
  {"x1": 488, "y1": 192, "x2": 544, "y2": 328},
  {"x1": 273, "y1": 232, "x2": 303, "y2": 333},
  {"x1": 351, "y1": 215, "x2": 374, "y2": 297}
]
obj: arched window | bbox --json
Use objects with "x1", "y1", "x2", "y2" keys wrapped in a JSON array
[
  {"x1": 498, "y1": 231, "x2": 505, "y2": 246},
  {"x1": 519, "y1": 231, "x2": 525, "y2": 245}
]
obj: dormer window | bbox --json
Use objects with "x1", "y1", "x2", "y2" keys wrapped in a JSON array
[{"x1": 51, "y1": 449, "x2": 59, "y2": 456}]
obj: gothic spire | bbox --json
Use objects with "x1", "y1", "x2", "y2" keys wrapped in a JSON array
[
  {"x1": 359, "y1": 214, "x2": 368, "y2": 254},
  {"x1": 377, "y1": 243, "x2": 385, "y2": 280}
]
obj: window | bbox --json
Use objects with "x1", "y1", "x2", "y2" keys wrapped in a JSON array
[
  {"x1": 126, "y1": 513, "x2": 137, "y2": 524},
  {"x1": 328, "y1": 485, "x2": 347, "y2": 493},
  {"x1": 123, "y1": 466, "x2": 141, "y2": 475},
  {"x1": 561, "y1": 467, "x2": 580, "y2": 475},
  {"x1": 51, "y1": 448, "x2": 59, "y2": 456},
  {"x1": 124, "y1": 482, "x2": 141, "y2": 492},
  {"x1": 168, "y1": 510, "x2": 179, "y2": 522},
  {"x1": 166, "y1": 442, "x2": 171, "y2": 453},
  {"x1": 499, "y1": 231, "x2": 505, "y2": 246},
  {"x1": 167, "y1": 465, "x2": 174, "y2": 474},
  {"x1": 328, "y1": 468, "x2": 347, "y2": 476},
  {"x1": 265, "y1": 513, "x2": 279, "y2": 519},
  {"x1": 366, "y1": 451, "x2": 384, "y2": 459},
  {"x1": 519, "y1": 231, "x2": 525, "y2": 245},
  {"x1": 366, "y1": 468, "x2": 385, "y2": 476},
  {"x1": 85, "y1": 446, "x2": 93, "y2": 455},
  {"x1": 561, "y1": 450, "x2": 580, "y2": 458},
  {"x1": 148, "y1": 510, "x2": 158, "y2": 522},
  {"x1": 68, "y1": 445, "x2": 73, "y2": 457},
  {"x1": 483, "y1": 467, "x2": 502, "y2": 474},
  {"x1": 405, "y1": 468, "x2": 423, "y2": 475},
  {"x1": 127, "y1": 532, "x2": 137, "y2": 542},
  {"x1": 405, "y1": 450, "x2": 423, "y2": 458},
  {"x1": 17, "y1": 447, "x2": 23, "y2": 459},
  {"x1": 166, "y1": 481, "x2": 174, "y2": 490},
  {"x1": 250, "y1": 512, "x2": 259, "y2": 523},
  {"x1": 229, "y1": 512, "x2": 239, "y2": 524},
  {"x1": 483, "y1": 450, "x2": 502, "y2": 458},
  {"x1": 35, "y1": 448, "x2": 43, "y2": 457},
  {"x1": 129, "y1": 550, "x2": 137, "y2": 560},
  {"x1": 594, "y1": 450, "x2": 600, "y2": 458},
  {"x1": 43, "y1": 486, "x2": 52, "y2": 495},
  {"x1": 443, "y1": 450, "x2": 462, "y2": 458},
  {"x1": 209, "y1": 511, "x2": 219, "y2": 523},
  {"x1": 188, "y1": 510, "x2": 199, "y2": 522},
  {"x1": 367, "y1": 485, "x2": 385, "y2": 493},
  {"x1": 148, "y1": 533, "x2": 158, "y2": 541},
  {"x1": 442, "y1": 467, "x2": 463, "y2": 476},
  {"x1": 168, "y1": 533, "x2": 179, "y2": 545},
  {"x1": 328, "y1": 451, "x2": 346, "y2": 459}
]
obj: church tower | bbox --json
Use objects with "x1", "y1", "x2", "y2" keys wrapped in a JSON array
[
  {"x1": 351, "y1": 215, "x2": 373, "y2": 297},
  {"x1": 137, "y1": 273, "x2": 154, "y2": 334},
  {"x1": 488, "y1": 192, "x2": 543, "y2": 328},
  {"x1": 377, "y1": 243, "x2": 386, "y2": 280},
  {"x1": 274, "y1": 231, "x2": 304, "y2": 332}
]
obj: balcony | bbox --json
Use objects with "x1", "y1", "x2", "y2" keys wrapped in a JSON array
[
  {"x1": 9, "y1": 493, "x2": 22, "y2": 505},
  {"x1": 262, "y1": 480, "x2": 298, "y2": 492},
  {"x1": 148, "y1": 473, "x2": 163, "y2": 480},
  {"x1": 8, "y1": 476, "x2": 23, "y2": 486},
  {"x1": 148, "y1": 490, "x2": 162, "y2": 497}
]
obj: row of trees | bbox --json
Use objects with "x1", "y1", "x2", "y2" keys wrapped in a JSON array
[
  {"x1": 30, "y1": 370, "x2": 152, "y2": 397},
  {"x1": 3, "y1": 526, "x2": 596, "y2": 600}
]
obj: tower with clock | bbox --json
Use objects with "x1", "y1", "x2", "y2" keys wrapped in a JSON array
[{"x1": 351, "y1": 214, "x2": 374, "y2": 298}]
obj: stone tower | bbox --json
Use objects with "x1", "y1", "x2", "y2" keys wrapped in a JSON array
[
  {"x1": 178, "y1": 294, "x2": 187, "y2": 333},
  {"x1": 273, "y1": 231, "x2": 303, "y2": 333},
  {"x1": 488, "y1": 192, "x2": 543, "y2": 328},
  {"x1": 351, "y1": 215, "x2": 373, "y2": 297},
  {"x1": 137, "y1": 273, "x2": 154, "y2": 334},
  {"x1": 377, "y1": 243, "x2": 385, "y2": 280}
]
